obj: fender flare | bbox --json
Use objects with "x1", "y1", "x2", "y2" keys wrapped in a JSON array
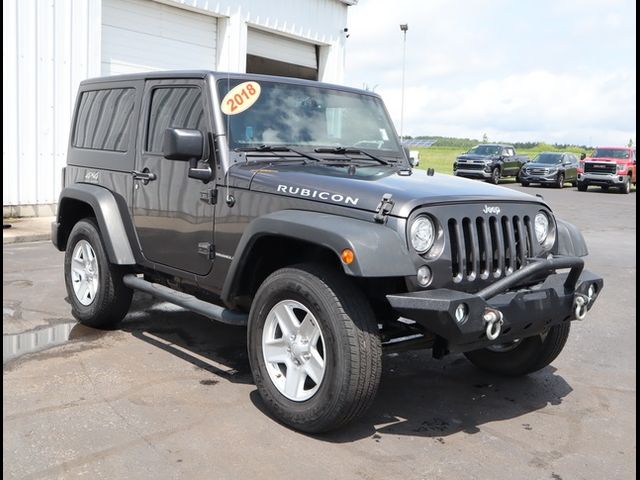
[
  {"x1": 55, "y1": 184, "x2": 136, "y2": 264},
  {"x1": 553, "y1": 218, "x2": 589, "y2": 257},
  {"x1": 221, "y1": 210, "x2": 416, "y2": 303}
]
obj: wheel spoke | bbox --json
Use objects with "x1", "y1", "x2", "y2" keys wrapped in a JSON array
[
  {"x1": 263, "y1": 338, "x2": 289, "y2": 364},
  {"x1": 303, "y1": 348, "x2": 325, "y2": 385},
  {"x1": 272, "y1": 303, "x2": 300, "y2": 337},
  {"x1": 77, "y1": 280, "x2": 89, "y2": 302},
  {"x1": 298, "y1": 314, "x2": 321, "y2": 345},
  {"x1": 82, "y1": 242, "x2": 92, "y2": 265},
  {"x1": 71, "y1": 258, "x2": 85, "y2": 274},
  {"x1": 284, "y1": 366, "x2": 305, "y2": 398}
]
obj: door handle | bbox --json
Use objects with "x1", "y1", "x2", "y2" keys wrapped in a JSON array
[{"x1": 132, "y1": 169, "x2": 157, "y2": 185}]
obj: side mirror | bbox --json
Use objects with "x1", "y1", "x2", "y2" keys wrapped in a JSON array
[
  {"x1": 163, "y1": 128, "x2": 203, "y2": 161},
  {"x1": 162, "y1": 128, "x2": 212, "y2": 182},
  {"x1": 580, "y1": 153, "x2": 586, "y2": 160}
]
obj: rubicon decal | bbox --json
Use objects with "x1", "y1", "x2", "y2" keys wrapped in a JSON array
[{"x1": 277, "y1": 185, "x2": 359, "y2": 206}]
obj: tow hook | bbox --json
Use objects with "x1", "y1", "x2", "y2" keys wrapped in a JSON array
[
  {"x1": 573, "y1": 294, "x2": 589, "y2": 320},
  {"x1": 483, "y1": 308, "x2": 504, "y2": 341}
]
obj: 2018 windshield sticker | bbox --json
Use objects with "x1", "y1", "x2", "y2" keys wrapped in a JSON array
[
  {"x1": 221, "y1": 81, "x2": 261, "y2": 115},
  {"x1": 277, "y1": 185, "x2": 359, "y2": 206}
]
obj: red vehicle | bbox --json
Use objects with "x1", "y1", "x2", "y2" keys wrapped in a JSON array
[{"x1": 577, "y1": 146, "x2": 636, "y2": 194}]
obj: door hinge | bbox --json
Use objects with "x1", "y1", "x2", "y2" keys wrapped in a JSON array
[
  {"x1": 198, "y1": 242, "x2": 215, "y2": 260},
  {"x1": 200, "y1": 189, "x2": 218, "y2": 205},
  {"x1": 374, "y1": 193, "x2": 394, "y2": 223}
]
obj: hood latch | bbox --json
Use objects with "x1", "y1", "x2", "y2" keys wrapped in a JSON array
[{"x1": 374, "y1": 193, "x2": 394, "y2": 223}]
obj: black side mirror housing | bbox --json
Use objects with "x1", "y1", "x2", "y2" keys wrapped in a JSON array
[
  {"x1": 580, "y1": 153, "x2": 586, "y2": 160},
  {"x1": 162, "y1": 128, "x2": 212, "y2": 182},
  {"x1": 163, "y1": 128, "x2": 203, "y2": 161}
]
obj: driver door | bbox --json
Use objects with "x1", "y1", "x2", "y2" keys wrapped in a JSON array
[{"x1": 132, "y1": 79, "x2": 214, "y2": 276}]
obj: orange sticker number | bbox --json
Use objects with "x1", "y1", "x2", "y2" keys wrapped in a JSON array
[{"x1": 221, "y1": 81, "x2": 261, "y2": 115}]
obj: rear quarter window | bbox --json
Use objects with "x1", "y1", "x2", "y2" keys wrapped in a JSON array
[{"x1": 73, "y1": 88, "x2": 136, "y2": 152}]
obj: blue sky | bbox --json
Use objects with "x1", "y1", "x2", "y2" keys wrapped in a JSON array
[{"x1": 344, "y1": 0, "x2": 636, "y2": 146}]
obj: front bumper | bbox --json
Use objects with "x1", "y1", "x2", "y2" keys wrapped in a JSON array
[
  {"x1": 455, "y1": 168, "x2": 492, "y2": 179},
  {"x1": 578, "y1": 172, "x2": 626, "y2": 186},
  {"x1": 387, "y1": 256, "x2": 603, "y2": 353}
]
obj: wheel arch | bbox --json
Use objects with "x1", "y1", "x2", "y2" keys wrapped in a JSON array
[
  {"x1": 221, "y1": 210, "x2": 416, "y2": 307},
  {"x1": 54, "y1": 184, "x2": 136, "y2": 265}
]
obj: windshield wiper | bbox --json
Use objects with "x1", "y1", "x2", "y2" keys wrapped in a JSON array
[
  {"x1": 235, "y1": 145, "x2": 323, "y2": 163},
  {"x1": 314, "y1": 147, "x2": 390, "y2": 165}
]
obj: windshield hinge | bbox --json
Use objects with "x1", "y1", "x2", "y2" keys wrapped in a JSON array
[
  {"x1": 374, "y1": 193, "x2": 394, "y2": 223},
  {"x1": 198, "y1": 242, "x2": 215, "y2": 260},
  {"x1": 200, "y1": 188, "x2": 218, "y2": 205}
]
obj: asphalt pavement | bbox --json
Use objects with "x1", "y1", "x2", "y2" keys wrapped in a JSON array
[{"x1": 3, "y1": 184, "x2": 636, "y2": 479}]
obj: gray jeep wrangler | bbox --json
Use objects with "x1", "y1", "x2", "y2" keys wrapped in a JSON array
[{"x1": 52, "y1": 71, "x2": 603, "y2": 433}]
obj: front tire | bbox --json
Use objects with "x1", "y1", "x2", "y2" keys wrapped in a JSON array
[
  {"x1": 577, "y1": 182, "x2": 588, "y2": 192},
  {"x1": 521, "y1": 181, "x2": 530, "y2": 187},
  {"x1": 488, "y1": 167, "x2": 501, "y2": 185},
  {"x1": 64, "y1": 218, "x2": 132, "y2": 329},
  {"x1": 555, "y1": 173, "x2": 565, "y2": 189},
  {"x1": 248, "y1": 264, "x2": 382, "y2": 433},
  {"x1": 619, "y1": 176, "x2": 631, "y2": 194},
  {"x1": 464, "y1": 324, "x2": 571, "y2": 377}
]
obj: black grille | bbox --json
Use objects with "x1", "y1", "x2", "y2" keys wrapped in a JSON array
[
  {"x1": 448, "y1": 215, "x2": 533, "y2": 283},
  {"x1": 585, "y1": 162, "x2": 616, "y2": 174},
  {"x1": 457, "y1": 162, "x2": 485, "y2": 171}
]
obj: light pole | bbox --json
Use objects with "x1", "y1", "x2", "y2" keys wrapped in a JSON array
[{"x1": 399, "y1": 24, "x2": 408, "y2": 143}]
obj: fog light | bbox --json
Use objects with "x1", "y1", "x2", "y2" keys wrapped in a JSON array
[
  {"x1": 455, "y1": 303, "x2": 468, "y2": 324},
  {"x1": 417, "y1": 266, "x2": 432, "y2": 287}
]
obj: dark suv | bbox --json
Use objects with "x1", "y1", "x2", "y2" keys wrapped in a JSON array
[{"x1": 52, "y1": 71, "x2": 603, "y2": 433}]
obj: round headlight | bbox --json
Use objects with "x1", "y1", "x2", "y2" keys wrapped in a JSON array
[
  {"x1": 410, "y1": 216, "x2": 435, "y2": 253},
  {"x1": 534, "y1": 212, "x2": 550, "y2": 244}
]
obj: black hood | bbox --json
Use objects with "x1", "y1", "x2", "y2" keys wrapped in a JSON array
[
  {"x1": 457, "y1": 154, "x2": 496, "y2": 162},
  {"x1": 234, "y1": 163, "x2": 542, "y2": 218}
]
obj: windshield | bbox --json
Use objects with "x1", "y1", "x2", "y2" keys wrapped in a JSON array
[
  {"x1": 592, "y1": 148, "x2": 630, "y2": 159},
  {"x1": 467, "y1": 145, "x2": 501, "y2": 156},
  {"x1": 217, "y1": 79, "x2": 401, "y2": 154},
  {"x1": 533, "y1": 153, "x2": 563, "y2": 164}
]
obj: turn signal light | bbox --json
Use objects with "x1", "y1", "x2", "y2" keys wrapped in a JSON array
[{"x1": 341, "y1": 248, "x2": 355, "y2": 264}]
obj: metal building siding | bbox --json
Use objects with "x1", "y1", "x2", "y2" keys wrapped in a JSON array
[
  {"x1": 101, "y1": 0, "x2": 217, "y2": 76},
  {"x1": 2, "y1": 0, "x2": 100, "y2": 207}
]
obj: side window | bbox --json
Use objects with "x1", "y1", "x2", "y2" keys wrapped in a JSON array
[
  {"x1": 504, "y1": 148, "x2": 514, "y2": 156},
  {"x1": 73, "y1": 88, "x2": 136, "y2": 151},
  {"x1": 146, "y1": 87, "x2": 205, "y2": 153}
]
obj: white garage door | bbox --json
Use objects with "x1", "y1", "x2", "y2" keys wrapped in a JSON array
[
  {"x1": 247, "y1": 29, "x2": 317, "y2": 70},
  {"x1": 102, "y1": 0, "x2": 217, "y2": 76}
]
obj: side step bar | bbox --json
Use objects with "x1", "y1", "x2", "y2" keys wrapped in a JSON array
[{"x1": 122, "y1": 274, "x2": 248, "y2": 326}]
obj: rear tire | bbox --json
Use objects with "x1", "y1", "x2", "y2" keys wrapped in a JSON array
[
  {"x1": 64, "y1": 218, "x2": 132, "y2": 329},
  {"x1": 601, "y1": 185, "x2": 609, "y2": 192},
  {"x1": 464, "y1": 324, "x2": 571, "y2": 377},
  {"x1": 248, "y1": 264, "x2": 382, "y2": 433},
  {"x1": 577, "y1": 182, "x2": 588, "y2": 192}
]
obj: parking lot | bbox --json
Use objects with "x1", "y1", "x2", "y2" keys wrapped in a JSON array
[{"x1": 3, "y1": 184, "x2": 636, "y2": 479}]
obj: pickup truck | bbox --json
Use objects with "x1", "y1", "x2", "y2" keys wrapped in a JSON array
[
  {"x1": 577, "y1": 146, "x2": 636, "y2": 194},
  {"x1": 454, "y1": 144, "x2": 529, "y2": 184}
]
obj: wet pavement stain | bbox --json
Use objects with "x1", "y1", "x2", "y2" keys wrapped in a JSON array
[
  {"x1": 199, "y1": 379, "x2": 219, "y2": 386},
  {"x1": 3, "y1": 322, "x2": 102, "y2": 364}
]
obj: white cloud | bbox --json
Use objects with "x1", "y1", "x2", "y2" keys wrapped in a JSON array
[{"x1": 344, "y1": 0, "x2": 636, "y2": 145}]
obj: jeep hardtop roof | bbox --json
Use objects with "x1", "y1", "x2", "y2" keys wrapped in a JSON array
[{"x1": 79, "y1": 70, "x2": 379, "y2": 98}]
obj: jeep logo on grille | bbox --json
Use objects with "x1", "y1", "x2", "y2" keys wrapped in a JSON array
[{"x1": 482, "y1": 205, "x2": 501, "y2": 215}]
